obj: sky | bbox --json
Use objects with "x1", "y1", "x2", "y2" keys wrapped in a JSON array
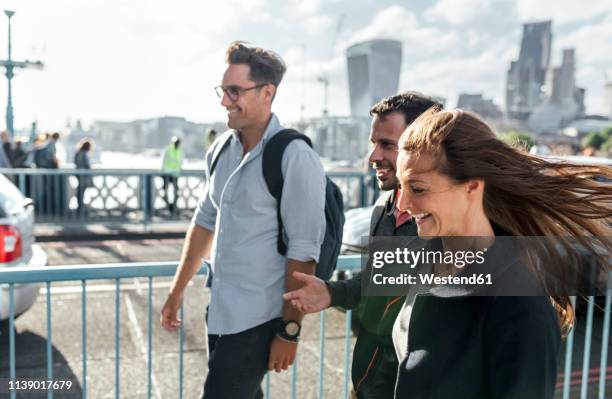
[{"x1": 0, "y1": 0, "x2": 611, "y2": 132}]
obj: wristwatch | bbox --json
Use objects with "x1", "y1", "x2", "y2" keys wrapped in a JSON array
[{"x1": 277, "y1": 320, "x2": 301, "y2": 342}]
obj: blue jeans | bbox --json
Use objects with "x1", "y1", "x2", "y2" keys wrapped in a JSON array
[{"x1": 202, "y1": 317, "x2": 279, "y2": 399}]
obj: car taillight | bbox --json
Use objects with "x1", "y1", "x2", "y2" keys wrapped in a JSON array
[{"x1": 0, "y1": 225, "x2": 22, "y2": 263}]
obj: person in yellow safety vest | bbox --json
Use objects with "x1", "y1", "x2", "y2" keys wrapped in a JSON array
[{"x1": 161, "y1": 136, "x2": 184, "y2": 213}]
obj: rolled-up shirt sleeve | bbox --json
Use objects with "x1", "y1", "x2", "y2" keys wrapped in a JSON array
[
  {"x1": 280, "y1": 141, "x2": 326, "y2": 262},
  {"x1": 192, "y1": 146, "x2": 218, "y2": 231}
]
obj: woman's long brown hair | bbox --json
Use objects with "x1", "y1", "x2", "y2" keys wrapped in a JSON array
[{"x1": 400, "y1": 107, "x2": 612, "y2": 333}]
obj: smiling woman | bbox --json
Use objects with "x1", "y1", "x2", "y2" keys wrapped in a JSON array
[{"x1": 392, "y1": 107, "x2": 612, "y2": 399}]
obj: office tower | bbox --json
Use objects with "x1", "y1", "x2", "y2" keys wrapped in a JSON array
[
  {"x1": 457, "y1": 93, "x2": 503, "y2": 120},
  {"x1": 346, "y1": 39, "x2": 402, "y2": 118},
  {"x1": 505, "y1": 21, "x2": 552, "y2": 120}
]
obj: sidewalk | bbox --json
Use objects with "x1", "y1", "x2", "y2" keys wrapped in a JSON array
[{"x1": 35, "y1": 222, "x2": 189, "y2": 243}]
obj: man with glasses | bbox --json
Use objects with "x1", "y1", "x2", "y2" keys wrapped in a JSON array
[{"x1": 161, "y1": 41, "x2": 326, "y2": 399}]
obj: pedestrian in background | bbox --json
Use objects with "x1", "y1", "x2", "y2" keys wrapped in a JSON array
[
  {"x1": 0, "y1": 131, "x2": 12, "y2": 168},
  {"x1": 161, "y1": 136, "x2": 184, "y2": 213},
  {"x1": 74, "y1": 138, "x2": 93, "y2": 215},
  {"x1": 10, "y1": 139, "x2": 28, "y2": 168}
]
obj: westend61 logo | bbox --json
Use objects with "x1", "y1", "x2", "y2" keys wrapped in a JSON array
[{"x1": 369, "y1": 247, "x2": 492, "y2": 288}]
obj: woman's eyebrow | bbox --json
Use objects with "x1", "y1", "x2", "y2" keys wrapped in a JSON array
[{"x1": 398, "y1": 171, "x2": 426, "y2": 184}]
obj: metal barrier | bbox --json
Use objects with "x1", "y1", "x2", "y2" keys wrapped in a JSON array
[
  {"x1": 1, "y1": 259, "x2": 610, "y2": 398},
  {"x1": 0, "y1": 168, "x2": 376, "y2": 228},
  {"x1": 0, "y1": 255, "x2": 360, "y2": 399}
]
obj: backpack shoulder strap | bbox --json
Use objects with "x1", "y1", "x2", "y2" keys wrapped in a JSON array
[
  {"x1": 209, "y1": 133, "x2": 232, "y2": 176},
  {"x1": 262, "y1": 129, "x2": 313, "y2": 255}
]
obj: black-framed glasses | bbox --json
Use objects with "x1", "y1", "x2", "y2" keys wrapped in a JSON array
[{"x1": 214, "y1": 84, "x2": 267, "y2": 101}]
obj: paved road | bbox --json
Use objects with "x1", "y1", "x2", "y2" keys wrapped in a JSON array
[{"x1": 1, "y1": 239, "x2": 355, "y2": 398}]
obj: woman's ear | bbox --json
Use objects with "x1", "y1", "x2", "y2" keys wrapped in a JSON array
[{"x1": 466, "y1": 179, "x2": 483, "y2": 194}]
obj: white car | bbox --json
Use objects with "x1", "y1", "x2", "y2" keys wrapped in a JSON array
[{"x1": 0, "y1": 173, "x2": 47, "y2": 330}]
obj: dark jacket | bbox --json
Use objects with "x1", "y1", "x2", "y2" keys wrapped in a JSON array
[
  {"x1": 394, "y1": 233, "x2": 561, "y2": 399},
  {"x1": 327, "y1": 190, "x2": 419, "y2": 399}
]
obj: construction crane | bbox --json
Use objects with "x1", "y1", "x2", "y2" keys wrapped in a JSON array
[
  {"x1": 317, "y1": 14, "x2": 344, "y2": 117},
  {"x1": 0, "y1": 10, "x2": 44, "y2": 138}
]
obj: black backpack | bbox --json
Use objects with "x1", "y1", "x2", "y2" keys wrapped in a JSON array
[{"x1": 209, "y1": 129, "x2": 344, "y2": 280}]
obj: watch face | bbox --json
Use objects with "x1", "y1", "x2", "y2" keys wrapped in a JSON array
[{"x1": 285, "y1": 321, "x2": 300, "y2": 336}]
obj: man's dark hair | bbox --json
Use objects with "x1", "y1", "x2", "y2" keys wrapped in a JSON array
[
  {"x1": 225, "y1": 41, "x2": 286, "y2": 87},
  {"x1": 370, "y1": 91, "x2": 443, "y2": 125},
  {"x1": 52, "y1": 132, "x2": 60, "y2": 140}
]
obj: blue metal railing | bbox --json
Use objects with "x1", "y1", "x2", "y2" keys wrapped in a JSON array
[
  {"x1": 0, "y1": 256, "x2": 360, "y2": 399},
  {"x1": 1, "y1": 260, "x2": 610, "y2": 398},
  {"x1": 0, "y1": 168, "x2": 377, "y2": 229}
]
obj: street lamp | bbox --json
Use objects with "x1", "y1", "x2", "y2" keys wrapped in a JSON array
[{"x1": 0, "y1": 10, "x2": 44, "y2": 138}]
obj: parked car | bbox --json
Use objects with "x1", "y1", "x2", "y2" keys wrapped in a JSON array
[{"x1": 0, "y1": 173, "x2": 47, "y2": 333}]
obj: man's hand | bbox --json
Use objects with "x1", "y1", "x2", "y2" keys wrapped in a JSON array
[
  {"x1": 282, "y1": 272, "x2": 331, "y2": 313},
  {"x1": 268, "y1": 336, "x2": 297, "y2": 372},
  {"x1": 160, "y1": 293, "x2": 183, "y2": 332}
]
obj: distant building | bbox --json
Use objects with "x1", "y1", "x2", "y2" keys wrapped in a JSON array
[
  {"x1": 505, "y1": 21, "x2": 552, "y2": 120},
  {"x1": 287, "y1": 116, "x2": 370, "y2": 162},
  {"x1": 346, "y1": 39, "x2": 402, "y2": 118},
  {"x1": 91, "y1": 116, "x2": 225, "y2": 157},
  {"x1": 457, "y1": 93, "x2": 502, "y2": 121},
  {"x1": 528, "y1": 48, "x2": 584, "y2": 132}
]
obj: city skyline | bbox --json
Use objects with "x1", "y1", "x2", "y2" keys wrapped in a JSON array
[{"x1": 0, "y1": 0, "x2": 611, "y2": 132}]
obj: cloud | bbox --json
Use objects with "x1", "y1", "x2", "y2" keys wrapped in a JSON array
[
  {"x1": 424, "y1": 0, "x2": 494, "y2": 25},
  {"x1": 347, "y1": 5, "x2": 418, "y2": 45},
  {"x1": 2, "y1": 0, "x2": 612, "y2": 130},
  {"x1": 554, "y1": 12, "x2": 612, "y2": 113},
  {"x1": 340, "y1": 4, "x2": 517, "y2": 108},
  {"x1": 515, "y1": 0, "x2": 611, "y2": 24}
]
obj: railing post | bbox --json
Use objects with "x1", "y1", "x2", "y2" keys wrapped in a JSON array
[
  {"x1": 580, "y1": 296, "x2": 595, "y2": 399},
  {"x1": 179, "y1": 305, "x2": 185, "y2": 399},
  {"x1": 147, "y1": 277, "x2": 153, "y2": 399},
  {"x1": 47, "y1": 281, "x2": 53, "y2": 399},
  {"x1": 599, "y1": 272, "x2": 611, "y2": 399},
  {"x1": 18, "y1": 172, "x2": 25, "y2": 193},
  {"x1": 291, "y1": 352, "x2": 298, "y2": 399},
  {"x1": 82, "y1": 280, "x2": 88, "y2": 399},
  {"x1": 359, "y1": 175, "x2": 367, "y2": 208},
  {"x1": 115, "y1": 278, "x2": 121, "y2": 399},
  {"x1": 319, "y1": 311, "x2": 326, "y2": 399},
  {"x1": 9, "y1": 284, "x2": 16, "y2": 399},
  {"x1": 562, "y1": 296, "x2": 576, "y2": 399},
  {"x1": 343, "y1": 270, "x2": 353, "y2": 399},
  {"x1": 142, "y1": 174, "x2": 152, "y2": 232}
]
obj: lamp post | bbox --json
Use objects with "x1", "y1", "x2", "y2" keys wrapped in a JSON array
[{"x1": 0, "y1": 10, "x2": 44, "y2": 138}]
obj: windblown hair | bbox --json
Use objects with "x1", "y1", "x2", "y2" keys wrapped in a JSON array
[
  {"x1": 226, "y1": 41, "x2": 286, "y2": 87},
  {"x1": 400, "y1": 107, "x2": 612, "y2": 333}
]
